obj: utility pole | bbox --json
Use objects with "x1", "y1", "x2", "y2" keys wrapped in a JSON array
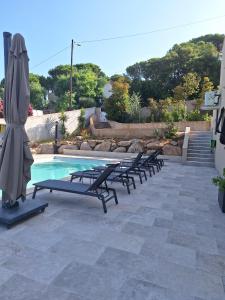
[
  {"x1": 69, "y1": 39, "x2": 74, "y2": 110},
  {"x1": 69, "y1": 39, "x2": 81, "y2": 110}
]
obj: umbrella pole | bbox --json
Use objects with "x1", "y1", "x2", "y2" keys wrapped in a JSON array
[
  {"x1": 2, "y1": 32, "x2": 12, "y2": 208},
  {"x1": 3, "y1": 32, "x2": 12, "y2": 77}
]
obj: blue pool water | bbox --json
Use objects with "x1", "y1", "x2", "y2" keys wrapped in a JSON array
[{"x1": 28, "y1": 157, "x2": 109, "y2": 188}]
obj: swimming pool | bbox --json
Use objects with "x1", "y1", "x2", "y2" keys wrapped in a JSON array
[{"x1": 28, "y1": 157, "x2": 109, "y2": 188}]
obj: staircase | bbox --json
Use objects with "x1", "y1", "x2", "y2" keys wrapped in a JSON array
[{"x1": 186, "y1": 131, "x2": 214, "y2": 167}]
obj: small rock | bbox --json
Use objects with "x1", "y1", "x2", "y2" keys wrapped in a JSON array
[
  {"x1": 58, "y1": 144, "x2": 79, "y2": 154},
  {"x1": 94, "y1": 140, "x2": 105, "y2": 144},
  {"x1": 118, "y1": 141, "x2": 131, "y2": 147},
  {"x1": 80, "y1": 141, "x2": 92, "y2": 151},
  {"x1": 170, "y1": 140, "x2": 178, "y2": 146},
  {"x1": 146, "y1": 139, "x2": 170, "y2": 150},
  {"x1": 146, "y1": 149, "x2": 155, "y2": 155},
  {"x1": 163, "y1": 144, "x2": 181, "y2": 156},
  {"x1": 94, "y1": 141, "x2": 111, "y2": 152},
  {"x1": 113, "y1": 147, "x2": 126, "y2": 153},
  {"x1": 36, "y1": 143, "x2": 54, "y2": 154},
  {"x1": 127, "y1": 142, "x2": 143, "y2": 153},
  {"x1": 29, "y1": 142, "x2": 39, "y2": 148},
  {"x1": 76, "y1": 136, "x2": 83, "y2": 141},
  {"x1": 146, "y1": 141, "x2": 162, "y2": 150},
  {"x1": 88, "y1": 140, "x2": 97, "y2": 148},
  {"x1": 111, "y1": 142, "x2": 117, "y2": 151}
]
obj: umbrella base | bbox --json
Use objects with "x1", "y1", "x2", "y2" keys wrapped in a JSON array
[{"x1": 0, "y1": 199, "x2": 48, "y2": 229}]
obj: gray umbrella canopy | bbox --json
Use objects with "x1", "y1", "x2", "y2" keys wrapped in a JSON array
[{"x1": 0, "y1": 33, "x2": 33, "y2": 207}]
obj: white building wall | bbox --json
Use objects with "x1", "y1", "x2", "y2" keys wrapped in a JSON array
[
  {"x1": 212, "y1": 39, "x2": 225, "y2": 176},
  {"x1": 0, "y1": 108, "x2": 95, "y2": 143},
  {"x1": 25, "y1": 107, "x2": 95, "y2": 142}
]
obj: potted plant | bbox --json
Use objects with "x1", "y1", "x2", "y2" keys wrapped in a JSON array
[{"x1": 212, "y1": 169, "x2": 225, "y2": 212}]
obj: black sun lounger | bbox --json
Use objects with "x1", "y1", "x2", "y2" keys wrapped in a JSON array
[
  {"x1": 93, "y1": 152, "x2": 147, "y2": 184},
  {"x1": 32, "y1": 165, "x2": 119, "y2": 213},
  {"x1": 70, "y1": 166, "x2": 136, "y2": 194}
]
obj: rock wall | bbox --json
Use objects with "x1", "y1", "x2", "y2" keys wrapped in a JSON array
[{"x1": 33, "y1": 136, "x2": 183, "y2": 156}]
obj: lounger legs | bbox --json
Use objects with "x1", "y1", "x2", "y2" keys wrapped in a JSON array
[
  {"x1": 32, "y1": 186, "x2": 37, "y2": 199},
  {"x1": 111, "y1": 188, "x2": 118, "y2": 205},
  {"x1": 100, "y1": 197, "x2": 107, "y2": 214}
]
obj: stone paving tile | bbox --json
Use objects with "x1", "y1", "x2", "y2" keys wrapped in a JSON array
[
  {"x1": 196, "y1": 251, "x2": 225, "y2": 276},
  {"x1": 52, "y1": 261, "x2": 124, "y2": 300},
  {"x1": 49, "y1": 236, "x2": 105, "y2": 265},
  {"x1": 96, "y1": 247, "x2": 152, "y2": 276},
  {"x1": 0, "y1": 266, "x2": 15, "y2": 286},
  {"x1": 6, "y1": 226, "x2": 64, "y2": 252},
  {"x1": 167, "y1": 229, "x2": 218, "y2": 255},
  {"x1": 0, "y1": 274, "x2": 45, "y2": 300},
  {"x1": 2, "y1": 247, "x2": 70, "y2": 284},
  {"x1": 94, "y1": 229, "x2": 145, "y2": 254},
  {"x1": 135, "y1": 259, "x2": 224, "y2": 300},
  {"x1": 116, "y1": 278, "x2": 156, "y2": 300},
  {"x1": 122, "y1": 221, "x2": 169, "y2": 243},
  {"x1": 153, "y1": 217, "x2": 197, "y2": 235},
  {"x1": 140, "y1": 240, "x2": 196, "y2": 269},
  {"x1": 23, "y1": 214, "x2": 66, "y2": 232}
]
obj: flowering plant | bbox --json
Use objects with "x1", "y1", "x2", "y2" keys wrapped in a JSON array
[{"x1": 0, "y1": 99, "x2": 33, "y2": 117}]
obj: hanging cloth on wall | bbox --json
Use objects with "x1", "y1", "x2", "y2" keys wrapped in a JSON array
[{"x1": 216, "y1": 107, "x2": 225, "y2": 145}]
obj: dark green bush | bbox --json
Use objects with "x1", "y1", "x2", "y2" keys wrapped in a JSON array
[{"x1": 79, "y1": 97, "x2": 96, "y2": 108}]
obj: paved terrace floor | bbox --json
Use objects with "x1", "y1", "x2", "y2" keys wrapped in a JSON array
[{"x1": 0, "y1": 162, "x2": 225, "y2": 300}]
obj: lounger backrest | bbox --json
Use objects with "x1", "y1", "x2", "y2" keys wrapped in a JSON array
[
  {"x1": 87, "y1": 163, "x2": 119, "y2": 191},
  {"x1": 132, "y1": 152, "x2": 143, "y2": 167}
]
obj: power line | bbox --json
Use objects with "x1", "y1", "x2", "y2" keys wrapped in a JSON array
[
  {"x1": 31, "y1": 45, "x2": 70, "y2": 69},
  {"x1": 31, "y1": 14, "x2": 225, "y2": 70},
  {"x1": 80, "y1": 14, "x2": 225, "y2": 44}
]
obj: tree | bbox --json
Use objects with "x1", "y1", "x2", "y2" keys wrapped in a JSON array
[
  {"x1": 200, "y1": 76, "x2": 214, "y2": 98},
  {"x1": 190, "y1": 34, "x2": 224, "y2": 51},
  {"x1": 182, "y1": 72, "x2": 200, "y2": 100},
  {"x1": 104, "y1": 77, "x2": 130, "y2": 122},
  {"x1": 126, "y1": 34, "x2": 221, "y2": 102},
  {"x1": 196, "y1": 76, "x2": 214, "y2": 109},
  {"x1": 47, "y1": 63, "x2": 108, "y2": 109},
  {"x1": 173, "y1": 85, "x2": 185, "y2": 101},
  {"x1": 29, "y1": 73, "x2": 46, "y2": 109}
]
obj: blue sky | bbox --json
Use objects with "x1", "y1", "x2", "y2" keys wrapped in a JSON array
[{"x1": 1, "y1": 0, "x2": 225, "y2": 79}]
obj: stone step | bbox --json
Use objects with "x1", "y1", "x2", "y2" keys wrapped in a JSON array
[
  {"x1": 187, "y1": 156, "x2": 214, "y2": 162},
  {"x1": 188, "y1": 146, "x2": 211, "y2": 151},
  {"x1": 189, "y1": 134, "x2": 212, "y2": 138},
  {"x1": 189, "y1": 137, "x2": 212, "y2": 142},
  {"x1": 185, "y1": 161, "x2": 214, "y2": 167},
  {"x1": 188, "y1": 148, "x2": 212, "y2": 153},
  {"x1": 190, "y1": 131, "x2": 211, "y2": 134},
  {"x1": 189, "y1": 141, "x2": 211, "y2": 146},
  {"x1": 187, "y1": 153, "x2": 214, "y2": 159}
]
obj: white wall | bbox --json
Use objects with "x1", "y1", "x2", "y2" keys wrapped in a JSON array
[
  {"x1": 25, "y1": 107, "x2": 95, "y2": 142},
  {"x1": 212, "y1": 39, "x2": 225, "y2": 176}
]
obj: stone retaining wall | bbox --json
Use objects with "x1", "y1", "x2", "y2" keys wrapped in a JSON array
[{"x1": 90, "y1": 117, "x2": 210, "y2": 138}]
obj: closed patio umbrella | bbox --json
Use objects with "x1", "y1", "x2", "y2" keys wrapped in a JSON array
[{"x1": 0, "y1": 33, "x2": 33, "y2": 208}]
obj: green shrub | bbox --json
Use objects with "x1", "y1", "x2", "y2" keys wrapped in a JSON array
[
  {"x1": 59, "y1": 110, "x2": 68, "y2": 137},
  {"x1": 186, "y1": 110, "x2": 211, "y2": 121},
  {"x1": 79, "y1": 97, "x2": 96, "y2": 108},
  {"x1": 212, "y1": 169, "x2": 225, "y2": 192},
  {"x1": 164, "y1": 122, "x2": 178, "y2": 139},
  {"x1": 78, "y1": 108, "x2": 86, "y2": 130},
  {"x1": 127, "y1": 92, "x2": 141, "y2": 123}
]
